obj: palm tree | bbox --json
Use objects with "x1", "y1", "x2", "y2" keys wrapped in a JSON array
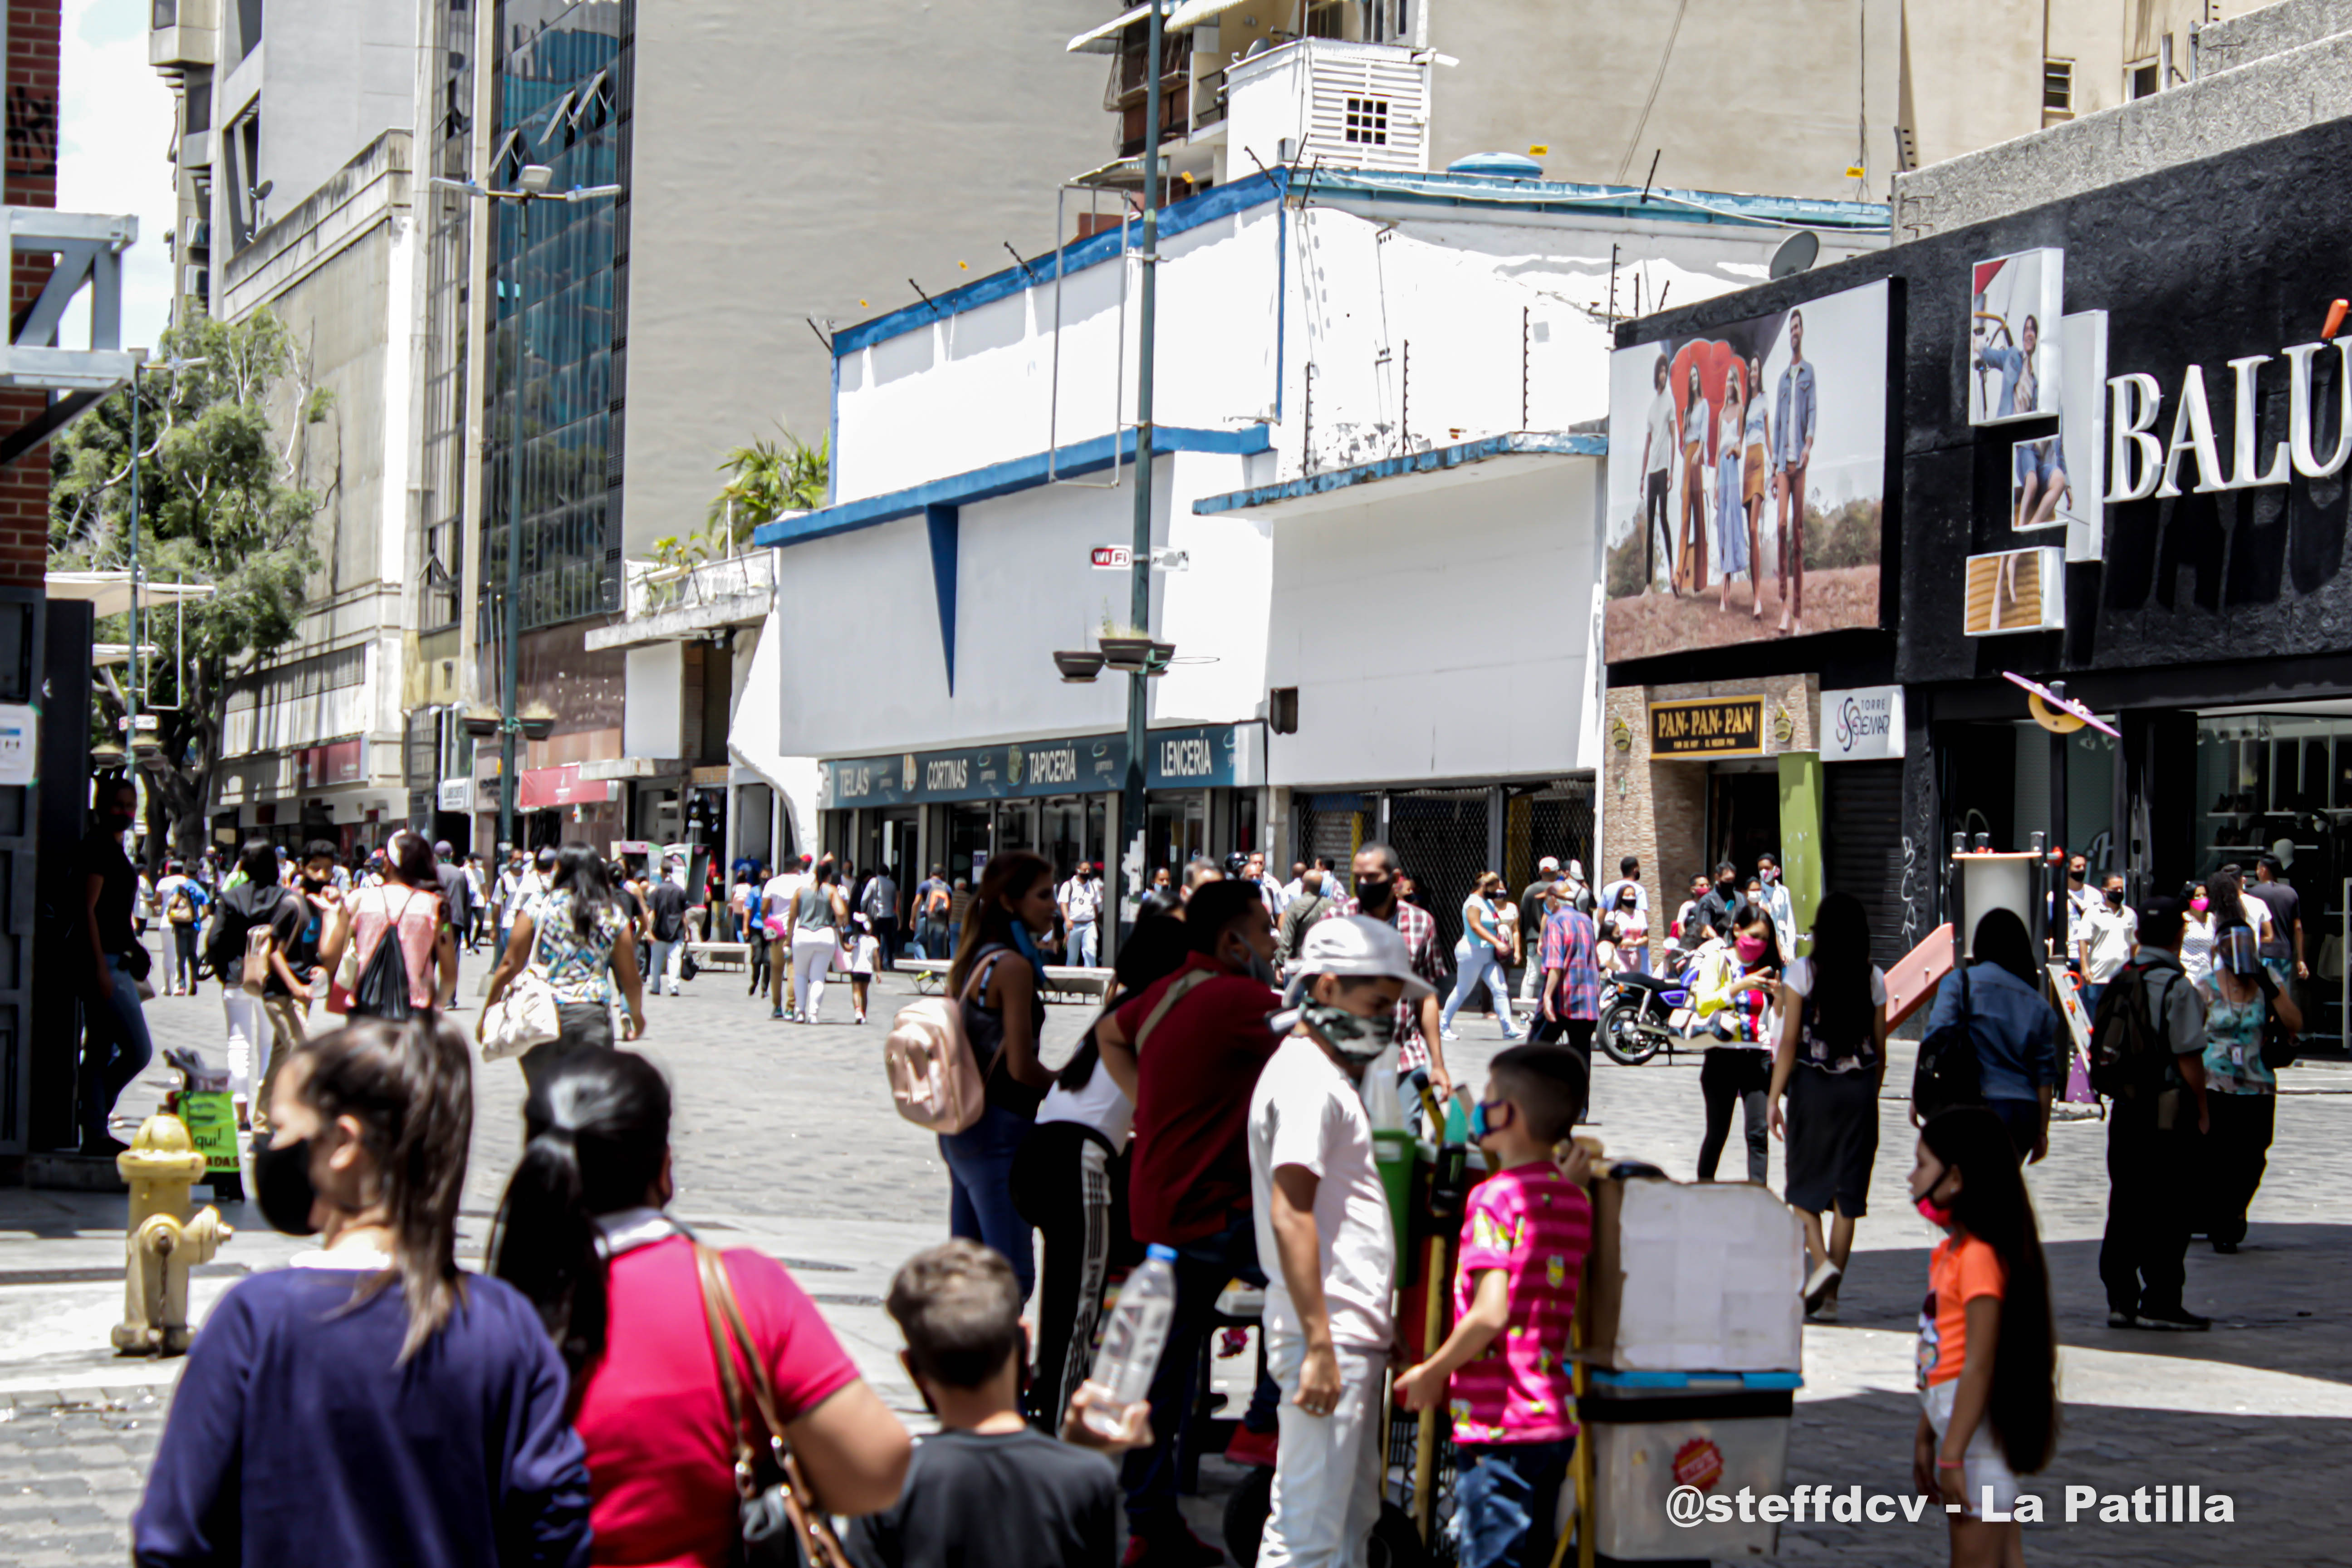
[{"x1": 709, "y1": 428, "x2": 828, "y2": 547}]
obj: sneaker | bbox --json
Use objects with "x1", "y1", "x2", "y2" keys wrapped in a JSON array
[
  {"x1": 1441, "y1": 1028, "x2": 1462, "y2": 1043},
  {"x1": 1802, "y1": 1261, "x2": 1842, "y2": 1313},
  {"x1": 2136, "y1": 1306, "x2": 2212, "y2": 1331},
  {"x1": 770, "y1": 1006, "x2": 784, "y2": 1020},
  {"x1": 854, "y1": 1011, "x2": 867, "y2": 1025},
  {"x1": 1225, "y1": 1421, "x2": 1279, "y2": 1469},
  {"x1": 1805, "y1": 1297, "x2": 1839, "y2": 1323},
  {"x1": 2107, "y1": 1309, "x2": 2137, "y2": 1329}
]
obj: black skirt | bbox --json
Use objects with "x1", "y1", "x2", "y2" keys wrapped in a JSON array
[{"x1": 1784, "y1": 1064, "x2": 1879, "y2": 1217}]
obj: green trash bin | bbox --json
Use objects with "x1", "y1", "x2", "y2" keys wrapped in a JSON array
[{"x1": 1372, "y1": 1128, "x2": 1417, "y2": 1263}]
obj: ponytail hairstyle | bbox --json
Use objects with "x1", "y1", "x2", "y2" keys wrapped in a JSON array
[
  {"x1": 1921, "y1": 1107, "x2": 2058, "y2": 1473},
  {"x1": 491, "y1": 1050, "x2": 672, "y2": 1392},
  {"x1": 295, "y1": 1012, "x2": 475, "y2": 1363}
]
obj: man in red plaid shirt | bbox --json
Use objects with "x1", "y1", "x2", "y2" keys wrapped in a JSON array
[{"x1": 1322, "y1": 843, "x2": 1453, "y2": 1102}]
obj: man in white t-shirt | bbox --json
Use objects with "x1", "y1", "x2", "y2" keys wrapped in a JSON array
[
  {"x1": 1639, "y1": 351, "x2": 1676, "y2": 589},
  {"x1": 1248, "y1": 916, "x2": 1426, "y2": 1567},
  {"x1": 762, "y1": 857, "x2": 809, "y2": 1019},
  {"x1": 2076, "y1": 873, "x2": 2140, "y2": 1019},
  {"x1": 1057, "y1": 863, "x2": 1104, "y2": 968}
]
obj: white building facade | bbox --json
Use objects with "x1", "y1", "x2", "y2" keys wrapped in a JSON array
[{"x1": 746, "y1": 46, "x2": 1886, "y2": 954}]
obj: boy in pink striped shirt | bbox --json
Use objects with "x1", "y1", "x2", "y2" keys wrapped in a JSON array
[{"x1": 1396, "y1": 1047, "x2": 1593, "y2": 1568}]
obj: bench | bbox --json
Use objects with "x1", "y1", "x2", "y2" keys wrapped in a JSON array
[
  {"x1": 686, "y1": 941, "x2": 752, "y2": 974},
  {"x1": 901, "y1": 960, "x2": 1112, "y2": 1003}
]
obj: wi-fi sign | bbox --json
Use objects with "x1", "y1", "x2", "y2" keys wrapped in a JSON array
[{"x1": 1089, "y1": 546, "x2": 1132, "y2": 570}]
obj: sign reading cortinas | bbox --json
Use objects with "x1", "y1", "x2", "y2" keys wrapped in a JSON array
[{"x1": 1649, "y1": 696, "x2": 1767, "y2": 758}]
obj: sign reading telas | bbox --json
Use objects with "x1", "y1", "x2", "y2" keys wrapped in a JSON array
[
  {"x1": 2107, "y1": 340, "x2": 2352, "y2": 500},
  {"x1": 1649, "y1": 697, "x2": 1767, "y2": 758}
]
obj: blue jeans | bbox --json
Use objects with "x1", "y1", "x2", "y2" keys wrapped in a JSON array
[
  {"x1": 1443, "y1": 945, "x2": 1519, "y2": 1037},
  {"x1": 940, "y1": 1102, "x2": 1036, "y2": 1299},
  {"x1": 1453, "y1": 1439, "x2": 1576, "y2": 1568},
  {"x1": 1070, "y1": 921, "x2": 1099, "y2": 968},
  {"x1": 81, "y1": 952, "x2": 156, "y2": 1146}
]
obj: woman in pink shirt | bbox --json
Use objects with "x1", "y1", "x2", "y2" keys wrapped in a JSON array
[
  {"x1": 321, "y1": 830, "x2": 456, "y2": 1015},
  {"x1": 491, "y1": 1049, "x2": 910, "y2": 1564}
]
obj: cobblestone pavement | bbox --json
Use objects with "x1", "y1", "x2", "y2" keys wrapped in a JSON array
[{"x1": 5, "y1": 940, "x2": 2350, "y2": 1563}]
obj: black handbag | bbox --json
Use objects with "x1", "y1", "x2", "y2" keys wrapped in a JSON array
[{"x1": 1911, "y1": 960, "x2": 1983, "y2": 1118}]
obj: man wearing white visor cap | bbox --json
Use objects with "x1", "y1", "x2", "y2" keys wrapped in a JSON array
[{"x1": 1247, "y1": 916, "x2": 1429, "y2": 1566}]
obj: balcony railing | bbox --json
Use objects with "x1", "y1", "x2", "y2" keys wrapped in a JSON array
[{"x1": 620, "y1": 549, "x2": 775, "y2": 622}]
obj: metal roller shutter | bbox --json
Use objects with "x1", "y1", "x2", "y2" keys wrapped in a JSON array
[{"x1": 1823, "y1": 760, "x2": 1907, "y2": 970}]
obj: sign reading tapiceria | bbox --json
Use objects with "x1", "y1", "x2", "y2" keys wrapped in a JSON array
[{"x1": 1648, "y1": 696, "x2": 1768, "y2": 758}]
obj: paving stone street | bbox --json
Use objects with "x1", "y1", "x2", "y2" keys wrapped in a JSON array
[{"x1": 4, "y1": 936, "x2": 2351, "y2": 1564}]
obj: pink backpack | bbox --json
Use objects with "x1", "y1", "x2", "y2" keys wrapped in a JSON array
[{"x1": 885, "y1": 995, "x2": 990, "y2": 1132}]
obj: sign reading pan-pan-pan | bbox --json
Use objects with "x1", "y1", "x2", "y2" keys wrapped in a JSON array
[{"x1": 1649, "y1": 696, "x2": 1768, "y2": 758}]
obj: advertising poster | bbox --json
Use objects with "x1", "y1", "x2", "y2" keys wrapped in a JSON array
[
  {"x1": 1968, "y1": 248, "x2": 2063, "y2": 425},
  {"x1": 1962, "y1": 547, "x2": 2065, "y2": 636},
  {"x1": 1604, "y1": 278, "x2": 1890, "y2": 661}
]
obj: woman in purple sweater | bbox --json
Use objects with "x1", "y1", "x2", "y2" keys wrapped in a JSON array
[{"x1": 133, "y1": 1014, "x2": 590, "y2": 1568}]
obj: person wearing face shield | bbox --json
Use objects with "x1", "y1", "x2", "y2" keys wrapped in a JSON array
[
  {"x1": 1247, "y1": 916, "x2": 1430, "y2": 1568},
  {"x1": 1093, "y1": 882, "x2": 1284, "y2": 1561}
]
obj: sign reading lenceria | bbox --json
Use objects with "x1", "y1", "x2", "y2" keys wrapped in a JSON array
[
  {"x1": 1649, "y1": 696, "x2": 1768, "y2": 758},
  {"x1": 826, "y1": 723, "x2": 1259, "y2": 806}
]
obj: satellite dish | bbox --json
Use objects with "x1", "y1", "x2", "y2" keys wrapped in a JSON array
[{"x1": 1769, "y1": 230, "x2": 1819, "y2": 279}]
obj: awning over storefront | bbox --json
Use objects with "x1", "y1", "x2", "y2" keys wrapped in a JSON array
[
  {"x1": 1066, "y1": 4, "x2": 1152, "y2": 53},
  {"x1": 517, "y1": 762, "x2": 617, "y2": 809},
  {"x1": 823, "y1": 722, "x2": 1264, "y2": 809}
]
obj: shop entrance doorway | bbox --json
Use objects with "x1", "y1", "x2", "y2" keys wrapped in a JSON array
[{"x1": 1706, "y1": 764, "x2": 1780, "y2": 889}]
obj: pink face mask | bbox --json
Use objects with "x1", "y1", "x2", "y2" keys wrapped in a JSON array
[
  {"x1": 1735, "y1": 935, "x2": 1768, "y2": 963},
  {"x1": 2190, "y1": 897, "x2": 2210, "y2": 912}
]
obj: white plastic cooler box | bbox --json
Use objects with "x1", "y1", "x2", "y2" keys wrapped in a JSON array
[
  {"x1": 1586, "y1": 1369, "x2": 1801, "y2": 1562},
  {"x1": 1584, "y1": 1176, "x2": 1803, "y2": 1371}
]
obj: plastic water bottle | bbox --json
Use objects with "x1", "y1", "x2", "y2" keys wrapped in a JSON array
[{"x1": 1080, "y1": 1243, "x2": 1178, "y2": 1436}]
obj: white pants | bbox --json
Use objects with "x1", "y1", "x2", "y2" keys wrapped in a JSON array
[
  {"x1": 222, "y1": 991, "x2": 266, "y2": 1098},
  {"x1": 791, "y1": 931, "x2": 836, "y2": 1019},
  {"x1": 1260, "y1": 1334, "x2": 1385, "y2": 1568}
]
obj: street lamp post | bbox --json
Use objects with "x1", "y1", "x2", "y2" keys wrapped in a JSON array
[
  {"x1": 432, "y1": 164, "x2": 621, "y2": 853},
  {"x1": 1120, "y1": 0, "x2": 1168, "y2": 935}
]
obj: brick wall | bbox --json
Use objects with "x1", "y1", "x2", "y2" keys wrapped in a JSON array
[
  {"x1": 0, "y1": 0, "x2": 61, "y2": 587},
  {"x1": 1599, "y1": 672, "x2": 1821, "y2": 954}
]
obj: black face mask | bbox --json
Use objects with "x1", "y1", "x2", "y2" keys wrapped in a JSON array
[
  {"x1": 1356, "y1": 877, "x2": 1395, "y2": 911},
  {"x1": 253, "y1": 1137, "x2": 323, "y2": 1236}
]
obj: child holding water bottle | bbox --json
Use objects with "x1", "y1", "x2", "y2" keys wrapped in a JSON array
[{"x1": 1396, "y1": 1046, "x2": 1592, "y2": 1568}]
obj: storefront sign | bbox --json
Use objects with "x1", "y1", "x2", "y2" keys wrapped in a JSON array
[
  {"x1": 1648, "y1": 697, "x2": 1766, "y2": 758},
  {"x1": 295, "y1": 739, "x2": 364, "y2": 790},
  {"x1": 2105, "y1": 338, "x2": 2352, "y2": 502},
  {"x1": 437, "y1": 779, "x2": 474, "y2": 812},
  {"x1": 826, "y1": 724, "x2": 1259, "y2": 806},
  {"x1": 1821, "y1": 685, "x2": 1905, "y2": 761}
]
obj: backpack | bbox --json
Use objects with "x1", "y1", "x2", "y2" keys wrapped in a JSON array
[
  {"x1": 1910, "y1": 963, "x2": 1984, "y2": 1119},
  {"x1": 350, "y1": 891, "x2": 422, "y2": 1021},
  {"x1": 862, "y1": 878, "x2": 892, "y2": 920},
  {"x1": 885, "y1": 994, "x2": 989, "y2": 1133},
  {"x1": 2087, "y1": 962, "x2": 2167, "y2": 1098},
  {"x1": 167, "y1": 886, "x2": 196, "y2": 926}
]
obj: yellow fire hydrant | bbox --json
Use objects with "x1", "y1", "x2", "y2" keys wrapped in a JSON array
[{"x1": 113, "y1": 1112, "x2": 234, "y2": 1357}]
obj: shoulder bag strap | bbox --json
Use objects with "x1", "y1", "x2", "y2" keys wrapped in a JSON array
[
  {"x1": 695, "y1": 1244, "x2": 853, "y2": 1568},
  {"x1": 1134, "y1": 968, "x2": 1215, "y2": 1055}
]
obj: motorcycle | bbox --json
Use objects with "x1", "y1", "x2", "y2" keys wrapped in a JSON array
[{"x1": 1595, "y1": 970, "x2": 1700, "y2": 1066}]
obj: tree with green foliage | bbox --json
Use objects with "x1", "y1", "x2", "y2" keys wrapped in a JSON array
[
  {"x1": 49, "y1": 308, "x2": 332, "y2": 865},
  {"x1": 707, "y1": 428, "x2": 828, "y2": 546}
]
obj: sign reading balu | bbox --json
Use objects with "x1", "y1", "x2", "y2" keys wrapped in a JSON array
[{"x1": 2106, "y1": 342, "x2": 2352, "y2": 500}]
